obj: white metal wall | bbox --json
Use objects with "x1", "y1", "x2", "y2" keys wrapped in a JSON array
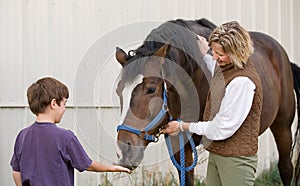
[{"x1": 1, "y1": 0, "x2": 299, "y2": 185}]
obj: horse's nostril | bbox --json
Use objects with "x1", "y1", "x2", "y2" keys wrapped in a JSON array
[{"x1": 127, "y1": 142, "x2": 131, "y2": 146}]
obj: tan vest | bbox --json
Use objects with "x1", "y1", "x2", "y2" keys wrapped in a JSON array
[{"x1": 203, "y1": 61, "x2": 263, "y2": 156}]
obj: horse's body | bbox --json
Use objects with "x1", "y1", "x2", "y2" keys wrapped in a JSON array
[{"x1": 115, "y1": 18, "x2": 300, "y2": 185}]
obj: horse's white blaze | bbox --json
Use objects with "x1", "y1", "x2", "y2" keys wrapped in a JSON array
[{"x1": 119, "y1": 74, "x2": 144, "y2": 124}]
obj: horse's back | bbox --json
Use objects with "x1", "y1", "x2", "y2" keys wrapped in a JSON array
[{"x1": 250, "y1": 32, "x2": 295, "y2": 133}]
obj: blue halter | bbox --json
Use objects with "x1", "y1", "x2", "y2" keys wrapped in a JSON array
[
  {"x1": 116, "y1": 80, "x2": 198, "y2": 185},
  {"x1": 116, "y1": 88, "x2": 168, "y2": 142}
]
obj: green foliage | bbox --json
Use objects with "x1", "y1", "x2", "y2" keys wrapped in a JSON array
[
  {"x1": 99, "y1": 173, "x2": 113, "y2": 186},
  {"x1": 98, "y1": 164, "x2": 298, "y2": 186},
  {"x1": 144, "y1": 170, "x2": 179, "y2": 186},
  {"x1": 254, "y1": 164, "x2": 283, "y2": 186},
  {"x1": 194, "y1": 178, "x2": 206, "y2": 186}
]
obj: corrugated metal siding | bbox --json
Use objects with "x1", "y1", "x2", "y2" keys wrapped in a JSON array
[{"x1": 1, "y1": 0, "x2": 299, "y2": 185}]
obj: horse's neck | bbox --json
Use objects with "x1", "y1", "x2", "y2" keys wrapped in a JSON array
[
  {"x1": 190, "y1": 68, "x2": 210, "y2": 121},
  {"x1": 168, "y1": 67, "x2": 210, "y2": 122}
]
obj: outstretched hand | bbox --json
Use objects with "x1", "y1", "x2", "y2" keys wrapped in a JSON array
[
  {"x1": 113, "y1": 165, "x2": 132, "y2": 174},
  {"x1": 86, "y1": 161, "x2": 132, "y2": 173}
]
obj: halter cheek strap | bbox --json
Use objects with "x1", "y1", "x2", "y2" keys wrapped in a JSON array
[{"x1": 116, "y1": 89, "x2": 168, "y2": 142}]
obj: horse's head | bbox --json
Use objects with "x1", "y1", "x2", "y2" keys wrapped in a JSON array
[
  {"x1": 114, "y1": 19, "x2": 212, "y2": 170},
  {"x1": 115, "y1": 43, "x2": 172, "y2": 170}
]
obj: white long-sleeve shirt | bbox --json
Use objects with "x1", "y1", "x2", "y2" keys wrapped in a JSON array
[{"x1": 189, "y1": 54, "x2": 256, "y2": 140}]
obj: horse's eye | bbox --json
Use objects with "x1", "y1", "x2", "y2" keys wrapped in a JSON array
[{"x1": 147, "y1": 87, "x2": 156, "y2": 94}]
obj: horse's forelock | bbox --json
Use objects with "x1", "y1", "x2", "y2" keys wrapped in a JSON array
[{"x1": 120, "y1": 55, "x2": 146, "y2": 86}]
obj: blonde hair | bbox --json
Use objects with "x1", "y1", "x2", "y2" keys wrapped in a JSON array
[{"x1": 208, "y1": 21, "x2": 254, "y2": 69}]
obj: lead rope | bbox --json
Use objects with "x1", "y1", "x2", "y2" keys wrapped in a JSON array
[
  {"x1": 160, "y1": 67, "x2": 198, "y2": 185},
  {"x1": 164, "y1": 119, "x2": 198, "y2": 186}
]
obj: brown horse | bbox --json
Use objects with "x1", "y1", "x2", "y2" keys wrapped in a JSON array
[{"x1": 115, "y1": 18, "x2": 300, "y2": 185}]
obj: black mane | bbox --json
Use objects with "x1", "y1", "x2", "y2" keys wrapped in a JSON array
[{"x1": 120, "y1": 19, "x2": 210, "y2": 84}]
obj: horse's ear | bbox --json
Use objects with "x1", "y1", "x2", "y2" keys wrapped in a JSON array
[
  {"x1": 153, "y1": 43, "x2": 171, "y2": 58},
  {"x1": 115, "y1": 47, "x2": 127, "y2": 66}
]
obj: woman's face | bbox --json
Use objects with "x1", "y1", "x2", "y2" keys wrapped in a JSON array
[{"x1": 210, "y1": 42, "x2": 231, "y2": 66}]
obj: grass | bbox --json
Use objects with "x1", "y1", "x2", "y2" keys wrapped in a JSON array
[
  {"x1": 98, "y1": 164, "x2": 290, "y2": 186},
  {"x1": 254, "y1": 164, "x2": 283, "y2": 186},
  {"x1": 194, "y1": 178, "x2": 206, "y2": 186}
]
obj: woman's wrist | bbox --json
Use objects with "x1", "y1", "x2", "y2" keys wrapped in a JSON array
[
  {"x1": 179, "y1": 121, "x2": 189, "y2": 132},
  {"x1": 179, "y1": 120, "x2": 184, "y2": 131}
]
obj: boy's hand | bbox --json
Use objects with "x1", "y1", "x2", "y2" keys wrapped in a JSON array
[
  {"x1": 113, "y1": 165, "x2": 132, "y2": 173},
  {"x1": 86, "y1": 161, "x2": 131, "y2": 173}
]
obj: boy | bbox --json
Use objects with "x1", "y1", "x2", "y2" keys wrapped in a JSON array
[{"x1": 10, "y1": 77, "x2": 131, "y2": 186}]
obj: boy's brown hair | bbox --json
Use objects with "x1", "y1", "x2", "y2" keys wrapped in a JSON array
[{"x1": 27, "y1": 77, "x2": 69, "y2": 115}]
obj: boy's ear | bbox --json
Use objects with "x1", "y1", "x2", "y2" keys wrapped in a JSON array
[{"x1": 50, "y1": 99, "x2": 57, "y2": 109}]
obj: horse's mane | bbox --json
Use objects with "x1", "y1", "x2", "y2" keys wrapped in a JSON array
[
  {"x1": 121, "y1": 19, "x2": 205, "y2": 84},
  {"x1": 196, "y1": 18, "x2": 217, "y2": 30}
]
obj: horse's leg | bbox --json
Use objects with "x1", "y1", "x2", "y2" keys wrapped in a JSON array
[
  {"x1": 184, "y1": 145, "x2": 195, "y2": 185},
  {"x1": 270, "y1": 122, "x2": 293, "y2": 186}
]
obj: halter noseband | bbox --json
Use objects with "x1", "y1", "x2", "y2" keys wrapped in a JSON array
[{"x1": 116, "y1": 82, "x2": 169, "y2": 142}]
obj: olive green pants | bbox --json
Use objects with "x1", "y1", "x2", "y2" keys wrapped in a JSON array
[{"x1": 206, "y1": 152, "x2": 257, "y2": 186}]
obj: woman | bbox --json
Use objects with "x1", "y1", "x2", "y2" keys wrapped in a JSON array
[{"x1": 163, "y1": 21, "x2": 263, "y2": 186}]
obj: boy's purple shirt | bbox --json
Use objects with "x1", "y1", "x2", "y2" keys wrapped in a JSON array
[{"x1": 10, "y1": 122, "x2": 92, "y2": 186}]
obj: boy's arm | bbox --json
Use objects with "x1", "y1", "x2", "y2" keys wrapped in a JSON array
[
  {"x1": 86, "y1": 161, "x2": 131, "y2": 173},
  {"x1": 12, "y1": 171, "x2": 21, "y2": 186}
]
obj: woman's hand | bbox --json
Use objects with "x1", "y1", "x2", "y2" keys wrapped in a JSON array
[
  {"x1": 197, "y1": 35, "x2": 210, "y2": 56},
  {"x1": 162, "y1": 121, "x2": 181, "y2": 136}
]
